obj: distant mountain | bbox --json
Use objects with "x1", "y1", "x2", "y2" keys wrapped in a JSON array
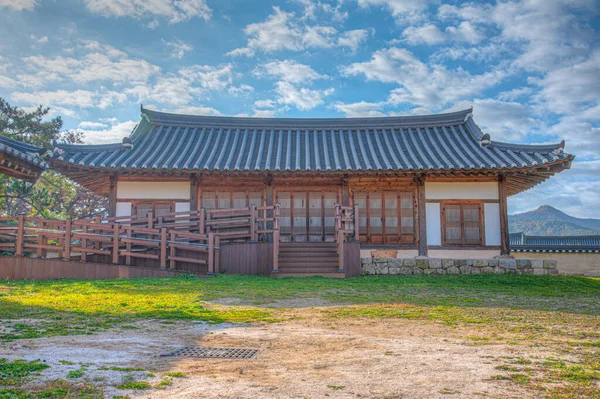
[{"x1": 509, "y1": 205, "x2": 600, "y2": 236}]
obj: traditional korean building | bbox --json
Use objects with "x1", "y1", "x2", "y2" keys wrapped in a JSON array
[
  {"x1": 50, "y1": 107, "x2": 573, "y2": 260},
  {"x1": 0, "y1": 135, "x2": 47, "y2": 181}
]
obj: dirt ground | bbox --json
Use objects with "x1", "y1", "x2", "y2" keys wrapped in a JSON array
[{"x1": 0, "y1": 310, "x2": 558, "y2": 399}]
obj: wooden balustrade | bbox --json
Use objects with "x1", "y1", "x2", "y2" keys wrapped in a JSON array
[
  {"x1": 0, "y1": 205, "x2": 282, "y2": 275},
  {"x1": 334, "y1": 204, "x2": 359, "y2": 272}
]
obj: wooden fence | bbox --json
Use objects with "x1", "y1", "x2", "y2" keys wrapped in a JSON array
[
  {"x1": 0, "y1": 205, "x2": 281, "y2": 275},
  {"x1": 0, "y1": 202, "x2": 363, "y2": 277}
]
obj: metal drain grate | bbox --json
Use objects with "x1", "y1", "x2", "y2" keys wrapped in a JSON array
[{"x1": 160, "y1": 346, "x2": 261, "y2": 359}]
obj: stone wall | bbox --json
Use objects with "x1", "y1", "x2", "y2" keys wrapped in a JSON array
[{"x1": 361, "y1": 258, "x2": 559, "y2": 275}]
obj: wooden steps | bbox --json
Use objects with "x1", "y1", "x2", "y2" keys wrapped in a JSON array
[{"x1": 275, "y1": 242, "x2": 343, "y2": 278}]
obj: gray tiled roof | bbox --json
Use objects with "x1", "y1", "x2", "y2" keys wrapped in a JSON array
[
  {"x1": 52, "y1": 107, "x2": 571, "y2": 173},
  {"x1": 0, "y1": 135, "x2": 47, "y2": 170},
  {"x1": 510, "y1": 232, "x2": 600, "y2": 253}
]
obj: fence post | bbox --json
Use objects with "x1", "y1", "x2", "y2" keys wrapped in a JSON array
[
  {"x1": 15, "y1": 213, "x2": 24, "y2": 256},
  {"x1": 147, "y1": 211, "x2": 154, "y2": 229},
  {"x1": 37, "y1": 221, "x2": 44, "y2": 258},
  {"x1": 199, "y1": 208, "x2": 205, "y2": 234},
  {"x1": 207, "y1": 232, "x2": 215, "y2": 274},
  {"x1": 169, "y1": 232, "x2": 176, "y2": 270},
  {"x1": 81, "y1": 224, "x2": 88, "y2": 262},
  {"x1": 354, "y1": 205, "x2": 359, "y2": 241},
  {"x1": 214, "y1": 235, "x2": 220, "y2": 274},
  {"x1": 112, "y1": 223, "x2": 120, "y2": 264},
  {"x1": 160, "y1": 227, "x2": 167, "y2": 269},
  {"x1": 250, "y1": 205, "x2": 256, "y2": 241},
  {"x1": 338, "y1": 230, "x2": 345, "y2": 273},
  {"x1": 272, "y1": 204, "x2": 280, "y2": 273},
  {"x1": 63, "y1": 218, "x2": 72, "y2": 261}
]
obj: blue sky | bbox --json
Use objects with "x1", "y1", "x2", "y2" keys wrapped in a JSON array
[{"x1": 0, "y1": 0, "x2": 598, "y2": 217}]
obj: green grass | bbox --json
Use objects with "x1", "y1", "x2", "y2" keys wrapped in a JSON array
[
  {"x1": 98, "y1": 366, "x2": 145, "y2": 373},
  {"x1": 0, "y1": 380, "x2": 104, "y2": 398},
  {"x1": 164, "y1": 372, "x2": 186, "y2": 378},
  {"x1": 115, "y1": 376, "x2": 151, "y2": 390},
  {"x1": 0, "y1": 274, "x2": 598, "y2": 342},
  {"x1": 0, "y1": 358, "x2": 49, "y2": 386}
]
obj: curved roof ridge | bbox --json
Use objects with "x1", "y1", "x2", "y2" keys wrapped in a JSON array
[
  {"x1": 140, "y1": 106, "x2": 473, "y2": 128},
  {"x1": 55, "y1": 142, "x2": 124, "y2": 153},
  {"x1": 0, "y1": 135, "x2": 45, "y2": 153},
  {"x1": 489, "y1": 139, "x2": 565, "y2": 153}
]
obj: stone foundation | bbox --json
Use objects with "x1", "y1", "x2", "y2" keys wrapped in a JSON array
[{"x1": 361, "y1": 258, "x2": 559, "y2": 275}]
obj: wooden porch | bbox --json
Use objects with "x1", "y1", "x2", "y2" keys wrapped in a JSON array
[{"x1": 0, "y1": 204, "x2": 361, "y2": 279}]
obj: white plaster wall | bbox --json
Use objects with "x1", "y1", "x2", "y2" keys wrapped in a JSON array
[
  {"x1": 175, "y1": 202, "x2": 190, "y2": 213},
  {"x1": 425, "y1": 182, "x2": 499, "y2": 200},
  {"x1": 117, "y1": 181, "x2": 190, "y2": 200},
  {"x1": 116, "y1": 202, "x2": 132, "y2": 217},
  {"x1": 484, "y1": 203, "x2": 501, "y2": 246},
  {"x1": 426, "y1": 202, "x2": 441, "y2": 246}
]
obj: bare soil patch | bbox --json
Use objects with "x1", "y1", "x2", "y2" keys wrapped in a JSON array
[{"x1": 0, "y1": 316, "x2": 551, "y2": 398}]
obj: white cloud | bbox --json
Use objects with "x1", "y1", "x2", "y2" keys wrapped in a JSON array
[
  {"x1": 447, "y1": 99, "x2": 545, "y2": 142},
  {"x1": 178, "y1": 64, "x2": 233, "y2": 90},
  {"x1": 83, "y1": 0, "x2": 211, "y2": 23},
  {"x1": 252, "y1": 109, "x2": 279, "y2": 118},
  {"x1": 344, "y1": 47, "x2": 507, "y2": 108},
  {"x1": 78, "y1": 120, "x2": 138, "y2": 145},
  {"x1": 228, "y1": 6, "x2": 373, "y2": 56},
  {"x1": 167, "y1": 106, "x2": 222, "y2": 116},
  {"x1": 439, "y1": 0, "x2": 596, "y2": 71},
  {"x1": 295, "y1": 0, "x2": 348, "y2": 22},
  {"x1": 0, "y1": 0, "x2": 36, "y2": 11},
  {"x1": 77, "y1": 121, "x2": 108, "y2": 130},
  {"x1": 333, "y1": 101, "x2": 387, "y2": 117},
  {"x1": 275, "y1": 81, "x2": 334, "y2": 111},
  {"x1": 30, "y1": 34, "x2": 48, "y2": 44},
  {"x1": 228, "y1": 84, "x2": 254, "y2": 96},
  {"x1": 23, "y1": 46, "x2": 160, "y2": 85},
  {"x1": 255, "y1": 60, "x2": 326, "y2": 83},
  {"x1": 402, "y1": 22, "x2": 485, "y2": 45},
  {"x1": 356, "y1": 0, "x2": 432, "y2": 23},
  {"x1": 254, "y1": 99, "x2": 277, "y2": 109},
  {"x1": 531, "y1": 49, "x2": 600, "y2": 114},
  {"x1": 12, "y1": 90, "x2": 97, "y2": 108},
  {"x1": 337, "y1": 29, "x2": 372, "y2": 52},
  {"x1": 164, "y1": 39, "x2": 193, "y2": 59},
  {"x1": 228, "y1": 7, "x2": 303, "y2": 56}
]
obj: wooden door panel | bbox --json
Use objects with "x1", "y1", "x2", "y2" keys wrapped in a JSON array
[
  {"x1": 278, "y1": 192, "x2": 292, "y2": 240},
  {"x1": 293, "y1": 192, "x2": 307, "y2": 241}
]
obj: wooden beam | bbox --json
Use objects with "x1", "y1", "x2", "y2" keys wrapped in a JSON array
[
  {"x1": 341, "y1": 174, "x2": 349, "y2": 206},
  {"x1": 108, "y1": 174, "x2": 117, "y2": 217},
  {"x1": 417, "y1": 176, "x2": 428, "y2": 257},
  {"x1": 190, "y1": 173, "x2": 199, "y2": 211},
  {"x1": 498, "y1": 175, "x2": 510, "y2": 255}
]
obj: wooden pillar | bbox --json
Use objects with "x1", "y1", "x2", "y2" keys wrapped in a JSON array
[
  {"x1": 190, "y1": 173, "x2": 199, "y2": 211},
  {"x1": 417, "y1": 176, "x2": 428, "y2": 257},
  {"x1": 341, "y1": 174, "x2": 350, "y2": 206},
  {"x1": 108, "y1": 174, "x2": 117, "y2": 217},
  {"x1": 265, "y1": 174, "x2": 274, "y2": 242},
  {"x1": 498, "y1": 175, "x2": 510, "y2": 255},
  {"x1": 63, "y1": 218, "x2": 72, "y2": 261},
  {"x1": 265, "y1": 174, "x2": 274, "y2": 206}
]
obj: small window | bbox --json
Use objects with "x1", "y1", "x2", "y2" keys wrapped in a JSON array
[
  {"x1": 441, "y1": 202, "x2": 483, "y2": 246},
  {"x1": 132, "y1": 201, "x2": 174, "y2": 216}
]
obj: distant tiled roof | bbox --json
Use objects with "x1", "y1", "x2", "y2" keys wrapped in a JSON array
[
  {"x1": 0, "y1": 135, "x2": 47, "y2": 180},
  {"x1": 54, "y1": 107, "x2": 572, "y2": 172},
  {"x1": 510, "y1": 232, "x2": 600, "y2": 253}
]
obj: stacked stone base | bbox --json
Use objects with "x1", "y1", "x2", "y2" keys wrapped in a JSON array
[{"x1": 361, "y1": 258, "x2": 559, "y2": 275}]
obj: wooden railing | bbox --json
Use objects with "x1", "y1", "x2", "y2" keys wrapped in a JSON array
[
  {"x1": 0, "y1": 204, "x2": 281, "y2": 274},
  {"x1": 334, "y1": 204, "x2": 359, "y2": 272}
]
